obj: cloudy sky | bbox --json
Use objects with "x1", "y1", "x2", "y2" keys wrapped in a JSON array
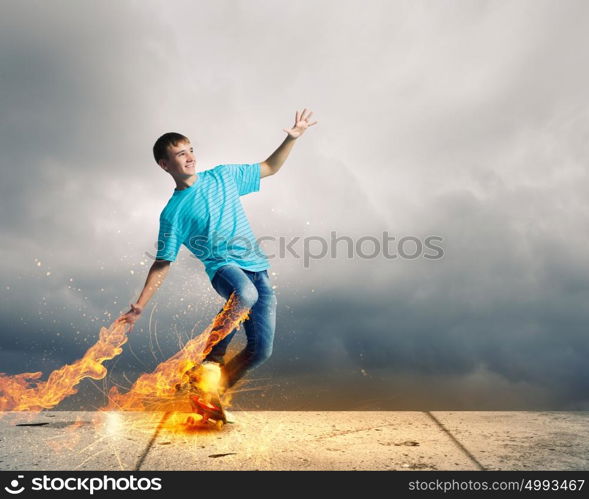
[{"x1": 1, "y1": 0, "x2": 589, "y2": 410}]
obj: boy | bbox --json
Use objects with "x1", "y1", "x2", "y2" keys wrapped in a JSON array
[{"x1": 117, "y1": 109, "x2": 317, "y2": 415}]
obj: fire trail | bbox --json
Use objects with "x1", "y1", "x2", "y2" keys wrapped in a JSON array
[{"x1": 0, "y1": 293, "x2": 249, "y2": 413}]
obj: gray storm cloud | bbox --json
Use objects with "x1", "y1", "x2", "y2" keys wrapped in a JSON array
[{"x1": 1, "y1": 0, "x2": 589, "y2": 410}]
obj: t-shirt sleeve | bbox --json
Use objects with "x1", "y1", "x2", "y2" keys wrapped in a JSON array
[
  {"x1": 221, "y1": 163, "x2": 261, "y2": 196},
  {"x1": 155, "y1": 218, "x2": 183, "y2": 262}
]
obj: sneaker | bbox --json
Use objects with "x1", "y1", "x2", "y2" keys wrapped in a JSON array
[
  {"x1": 198, "y1": 362, "x2": 223, "y2": 393},
  {"x1": 201, "y1": 360, "x2": 222, "y2": 367},
  {"x1": 203, "y1": 361, "x2": 230, "y2": 393},
  {"x1": 224, "y1": 409, "x2": 236, "y2": 424}
]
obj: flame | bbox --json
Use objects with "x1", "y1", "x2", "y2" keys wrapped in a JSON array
[
  {"x1": 106, "y1": 292, "x2": 249, "y2": 414},
  {"x1": 0, "y1": 321, "x2": 132, "y2": 411},
  {"x1": 0, "y1": 291, "x2": 249, "y2": 433}
]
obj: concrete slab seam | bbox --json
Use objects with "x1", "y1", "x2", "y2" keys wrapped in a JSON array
[
  {"x1": 426, "y1": 412, "x2": 485, "y2": 471},
  {"x1": 134, "y1": 411, "x2": 171, "y2": 471}
]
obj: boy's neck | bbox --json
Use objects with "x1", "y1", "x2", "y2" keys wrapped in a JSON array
[{"x1": 175, "y1": 173, "x2": 198, "y2": 191}]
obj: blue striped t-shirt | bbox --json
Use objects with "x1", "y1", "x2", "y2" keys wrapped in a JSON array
[{"x1": 155, "y1": 163, "x2": 270, "y2": 281}]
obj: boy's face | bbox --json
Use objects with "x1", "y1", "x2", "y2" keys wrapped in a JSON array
[{"x1": 159, "y1": 140, "x2": 196, "y2": 179}]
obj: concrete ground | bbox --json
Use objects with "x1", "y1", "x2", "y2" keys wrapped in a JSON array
[{"x1": 0, "y1": 411, "x2": 587, "y2": 471}]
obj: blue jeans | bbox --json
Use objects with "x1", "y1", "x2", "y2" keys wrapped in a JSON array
[{"x1": 204, "y1": 265, "x2": 277, "y2": 389}]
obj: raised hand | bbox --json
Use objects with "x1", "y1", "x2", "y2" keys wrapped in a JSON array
[{"x1": 283, "y1": 108, "x2": 318, "y2": 139}]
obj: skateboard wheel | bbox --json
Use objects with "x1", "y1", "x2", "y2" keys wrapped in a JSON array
[{"x1": 216, "y1": 420, "x2": 224, "y2": 430}]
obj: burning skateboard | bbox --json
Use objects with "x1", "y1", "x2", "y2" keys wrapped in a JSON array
[
  {"x1": 176, "y1": 362, "x2": 227, "y2": 429},
  {"x1": 187, "y1": 391, "x2": 227, "y2": 429}
]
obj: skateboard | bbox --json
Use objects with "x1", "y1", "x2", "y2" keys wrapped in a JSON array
[
  {"x1": 187, "y1": 392, "x2": 227, "y2": 429},
  {"x1": 177, "y1": 362, "x2": 227, "y2": 429}
]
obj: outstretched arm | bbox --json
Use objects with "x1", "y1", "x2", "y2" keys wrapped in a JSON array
[
  {"x1": 260, "y1": 108, "x2": 317, "y2": 178},
  {"x1": 116, "y1": 259, "x2": 171, "y2": 329}
]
